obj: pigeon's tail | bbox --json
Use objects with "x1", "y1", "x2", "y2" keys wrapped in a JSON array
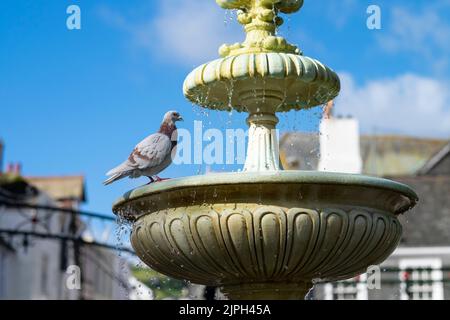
[
  {"x1": 104, "y1": 161, "x2": 134, "y2": 186},
  {"x1": 103, "y1": 172, "x2": 128, "y2": 186}
]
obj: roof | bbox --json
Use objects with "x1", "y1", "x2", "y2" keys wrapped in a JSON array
[
  {"x1": 393, "y1": 175, "x2": 450, "y2": 247},
  {"x1": 417, "y1": 141, "x2": 450, "y2": 176},
  {"x1": 0, "y1": 173, "x2": 38, "y2": 200},
  {"x1": 26, "y1": 175, "x2": 86, "y2": 203},
  {"x1": 280, "y1": 132, "x2": 448, "y2": 176},
  {"x1": 361, "y1": 135, "x2": 448, "y2": 176}
]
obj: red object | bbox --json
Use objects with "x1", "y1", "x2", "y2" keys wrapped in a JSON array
[{"x1": 402, "y1": 271, "x2": 410, "y2": 281}]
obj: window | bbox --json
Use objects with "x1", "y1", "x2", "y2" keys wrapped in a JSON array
[
  {"x1": 325, "y1": 274, "x2": 368, "y2": 300},
  {"x1": 399, "y1": 258, "x2": 444, "y2": 300}
]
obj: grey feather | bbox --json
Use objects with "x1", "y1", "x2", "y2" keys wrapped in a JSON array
[
  {"x1": 103, "y1": 172, "x2": 129, "y2": 186},
  {"x1": 104, "y1": 132, "x2": 174, "y2": 185},
  {"x1": 104, "y1": 110, "x2": 181, "y2": 186}
]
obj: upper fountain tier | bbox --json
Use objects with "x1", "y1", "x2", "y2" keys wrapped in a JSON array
[{"x1": 183, "y1": 0, "x2": 340, "y2": 114}]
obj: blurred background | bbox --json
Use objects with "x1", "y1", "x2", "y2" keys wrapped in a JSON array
[{"x1": 0, "y1": 0, "x2": 449, "y2": 300}]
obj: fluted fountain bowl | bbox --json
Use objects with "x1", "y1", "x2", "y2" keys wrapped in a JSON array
[
  {"x1": 183, "y1": 53, "x2": 341, "y2": 113},
  {"x1": 113, "y1": 171, "x2": 417, "y2": 299}
]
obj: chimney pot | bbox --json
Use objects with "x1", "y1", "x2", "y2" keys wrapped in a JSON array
[{"x1": 14, "y1": 163, "x2": 22, "y2": 175}]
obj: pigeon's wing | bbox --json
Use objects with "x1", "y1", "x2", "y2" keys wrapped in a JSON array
[
  {"x1": 129, "y1": 133, "x2": 172, "y2": 170},
  {"x1": 106, "y1": 133, "x2": 172, "y2": 177}
]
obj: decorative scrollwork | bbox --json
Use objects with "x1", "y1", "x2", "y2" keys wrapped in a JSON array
[{"x1": 216, "y1": 0, "x2": 304, "y2": 57}]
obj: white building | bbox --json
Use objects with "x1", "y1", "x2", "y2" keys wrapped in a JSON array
[
  {"x1": 318, "y1": 113, "x2": 362, "y2": 173},
  {"x1": 0, "y1": 177, "x2": 63, "y2": 299},
  {"x1": 0, "y1": 169, "x2": 136, "y2": 300}
]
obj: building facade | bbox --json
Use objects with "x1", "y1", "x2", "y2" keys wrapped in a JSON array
[
  {"x1": 281, "y1": 115, "x2": 450, "y2": 300},
  {"x1": 0, "y1": 171, "x2": 133, "y2": 299}
]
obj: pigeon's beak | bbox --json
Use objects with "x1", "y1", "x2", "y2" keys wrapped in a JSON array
[{"x1": 178, "y1": 116, "x2": 184, "y2": 122}]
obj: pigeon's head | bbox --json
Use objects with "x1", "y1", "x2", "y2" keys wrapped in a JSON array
[{"x1": 163, "y1": 110, "x2": 183, "y2": 124}]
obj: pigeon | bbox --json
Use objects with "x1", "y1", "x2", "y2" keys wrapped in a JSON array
[{"x1": 103, "y1": 111, "x2": 183, "y2": 186}]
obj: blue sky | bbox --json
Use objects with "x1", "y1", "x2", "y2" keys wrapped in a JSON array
[{"x1": 1, "y1": 0, "x2": 449, "y2": 215}]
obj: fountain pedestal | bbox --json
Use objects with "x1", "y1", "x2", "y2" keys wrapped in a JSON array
[
  {"x1": 113, "y1": 0, "x2": 418, "y2": 300},
  {"x1": 223, "y1": 282, "x2": 312, "y2": 300},
  {"x1": 244, "y1": 113, "x2": 281, "y2": 171}
]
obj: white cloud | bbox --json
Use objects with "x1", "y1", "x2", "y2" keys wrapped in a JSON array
[
  {"x1": 377, "y1": 6, "x2": 450, "y2": 72},
  {"x1": 295, "y1": 0, "x2": 357, "y2": 29},
  {"x1": 98, "y1": 0, "x2": 241, "y2": 66},
  {"x1": 336, "y1": 73, "x2": 450, "y2": 138},
  {"x1": 325, "y1": 0, "x2": 358, "y2": 28},
  {"x1": 152, "y1": 0, "x2": 242, "y2": 64}
]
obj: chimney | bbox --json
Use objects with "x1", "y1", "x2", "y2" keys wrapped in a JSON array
[
  {"x1": 318, "y1": 102, "x2": 362, "y2": 174},
  {"x1": 323, "y1": 100, "x2": 334, "y2": 119},
  {"x1": 6, "y1": 162, "x2": 22, "y2": 175},
  {"x1": 14, "y1": 163, "x2": 22, "y2": 175}
]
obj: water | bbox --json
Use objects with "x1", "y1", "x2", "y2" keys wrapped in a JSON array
[
  {"x1": 223, "y1": 9, "x2": 235, "y2": 27},
  {"x1": 286, "y1": 16, "x2": 291, "y2": 39},
  {"x1": 227, "y1": 80, "x2": 235, "y2": 112}
]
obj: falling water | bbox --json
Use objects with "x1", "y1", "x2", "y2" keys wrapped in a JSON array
[{"x1": 223, "y1": 9, "x2": 235, "y2": 27}]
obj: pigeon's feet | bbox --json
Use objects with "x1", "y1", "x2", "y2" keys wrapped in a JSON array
[
  {"x1": 155, "y1": 176, "x2": 170, "y2": 182},
  {"x1": 145, "y1": 176, "x2": 155, "y2": 185}
]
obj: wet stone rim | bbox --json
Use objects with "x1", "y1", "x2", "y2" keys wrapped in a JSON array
[{"x1": 113, "y1": 171, "x2": 418, "y2": 219}]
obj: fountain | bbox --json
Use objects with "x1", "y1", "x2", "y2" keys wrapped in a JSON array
[{"x1": 113, "y1": 0, "x2": 418, "y2": 300}]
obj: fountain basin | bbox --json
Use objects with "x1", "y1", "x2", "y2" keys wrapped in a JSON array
[
  {"x1": 113, "y1": 171, "x2": 417, "y2": 299},
  {"x1": 183, "y1": 53, "x2": 340, "y2": 113}
]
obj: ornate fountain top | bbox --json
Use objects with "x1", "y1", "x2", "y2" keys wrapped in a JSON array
[
  {"x1": 217, "y1": 0, "x2": 304, "y2": 57},
  {"x1": 183, "y1": 0, "x2": 340, "y2": 114}
]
